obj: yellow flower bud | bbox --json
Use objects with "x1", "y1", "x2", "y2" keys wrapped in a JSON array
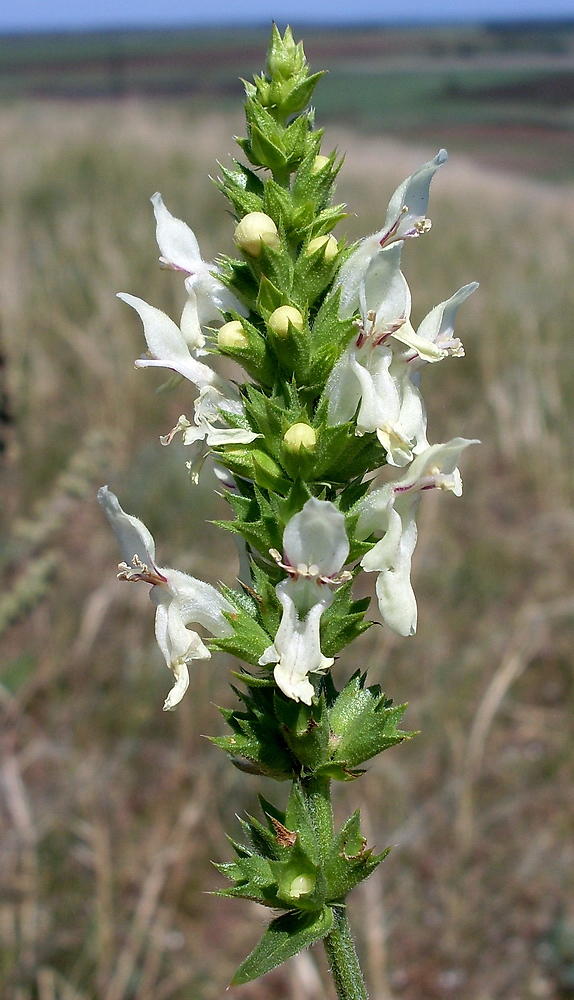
[
  {"x1": 268, "y1": 305, "x2": 304, "y2": 339},
  {"x1": 311, "y1": 154, "x2": 330, "y2": 175},
  {"x1": 217, "y1": 321, "x2": 248, "y2": 350},
  {"x1": 283, "y1": 423, "x2": 317, "y2": 452},
  {"x1": 289, "y1": 874, "x2": 316, "y2": 898},
  {"x1": 305, "y1": 234, "x2": 338, "y2": 262},
  {"x1": 234, "y1": 212, "x2": 280, "y2": 257}
]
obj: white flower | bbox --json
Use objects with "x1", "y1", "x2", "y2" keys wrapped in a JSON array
[
  {"x1": 336, "y1": 150, "x2": 447, "y2": 320},
  {"x1": 118, "y1": 287, "x2": 220, "y2": 390},
  {"x1": 328, "y1": 244, "x2": 477, "y2": 467},
  {"x1": 391, "y1": 282, "x2": 479, "y2": 364},
  {"x1": 356, "y1": 438, "x2": 478, "y2": 636},
  {"x1": 160, "y1": 386, "x2": 261, "y2": 483},
  {"x1": 151, "y1": 192, "x2": 246, "y2": 327},
  {"x1": 98, "y1": 487, "x2": 234, "y2": 711},
  {"x1": 327, "y1": 243, "x2": 427, "y2": 466},
  {"x1": 258, "y1": 498, "x2": 351, "y2": 705}
]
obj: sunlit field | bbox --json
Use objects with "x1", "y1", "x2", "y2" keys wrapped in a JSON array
[{"x1": 1, "y1": 100, "x2": 574, "y2": 1000}]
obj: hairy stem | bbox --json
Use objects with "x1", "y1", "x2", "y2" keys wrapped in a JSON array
[
  {"x1": 300, "y1": 775, "x2": 333, "y2": 858},
  {"x1": 323, "y1": 906, "x2": 370, "y2": 1000},
  {"x1": 300, "y1": 777, "x2": 369, "y2": 999}
]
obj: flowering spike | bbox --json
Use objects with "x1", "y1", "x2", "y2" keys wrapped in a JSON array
[{"x1": 97, "y1": 26, "x2": 478, "y2": 993}]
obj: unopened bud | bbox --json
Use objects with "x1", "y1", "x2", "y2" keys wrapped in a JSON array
[
  {"x1": 283, "y1": 423, "x2": 317, "y2": 452},
  {"x1": 218, "y1": 321, "x2": 248, "y2": 350},
  {"x1": 311, "y1": 154, "x2": 330, "y2": 175},
  {"x1": 305, "y1": 234, "x2": 338, "y2": 262},
  {"x1": 268, "y1": 306, "x2": 304, "y2": 339},
  {"x1": 289, "y1": 874, "x2": 316, "y2": 898},
  {"x1": 234, "y1": 212, "x2": 280, "y2": 257}
]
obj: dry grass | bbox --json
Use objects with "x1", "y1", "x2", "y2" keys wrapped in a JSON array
[{"x1": 1, "y1": 100, "x2": 573, "y2": 1000}]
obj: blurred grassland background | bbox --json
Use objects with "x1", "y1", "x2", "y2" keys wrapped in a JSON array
[{"x1": 1, "y1": 21, "x2": 574, "y2": 1000}]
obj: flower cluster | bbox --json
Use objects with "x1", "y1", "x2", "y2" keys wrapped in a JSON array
[{"x1": 100, "y1": 146, "x2": 476, "y2": 703}]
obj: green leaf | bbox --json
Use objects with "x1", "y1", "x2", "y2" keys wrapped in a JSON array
[{"x1": 231, "y1": 906, "x2": 334, "y2": 985}]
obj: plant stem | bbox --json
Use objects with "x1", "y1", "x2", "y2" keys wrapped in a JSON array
[
  {"x1": 300, "y1": 775, "x2": 333, "y2": 857},
  {"x1": 300, "y1": 777, "x2": 370, "y2": 1000},
  {"x1": 323, "y1": 906, "x2": 370, "y2": 1000}
]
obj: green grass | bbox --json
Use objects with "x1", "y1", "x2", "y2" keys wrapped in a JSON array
[{"x1": 1, "y1": 100, "x2": 574, "y2": 999}]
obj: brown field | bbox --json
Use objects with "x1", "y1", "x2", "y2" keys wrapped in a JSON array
[{"x1": 1, "y1": 100, "x2": 574, "y2": 1000}]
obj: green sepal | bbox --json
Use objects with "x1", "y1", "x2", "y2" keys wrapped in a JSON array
[
  {"x1": 216, "y1": 162, "x2": 264, "y2": 216},
  {"x1": 260, "y1": 241, "x2": 297, "y2": 301},
  {"x1": 210, "y1": 685, "x2": 295, "y2": 781},
  {"x1": 324, "y1": 811, "x2": 390, "y2": 901},
  {"x1": 292, "y1": 239, "x2": 341, "y2": 308},
  {"x1": 263, "y1": 178, "x2": 296, "y2": 235},
  {"x1": 320, "y1": 578, "x2": 372, "y2": 657},
  {"x1": 216, "y1": 257, "x2": 259, "y2": 313},
  {"x1": 231, "y1": 906, "x2": 335, "y2": 985},
  {"x1": 250, "y1": 560, "x2": 283, "y2": 634},
  {"x1": 215, "y1": 853, "x2": 277, "y2": 907},
  {"x1": 292, "y1": 148, "x2": 341, "y2": 213},
  {"x1": 271, "y1": 836, "x2": 325, "y2": 911},
  {"x1": 250, "y1": 125, "x2": 287, "y2": 171},
  {"x1": 214, "y1": 314, "x2": 276, "y2": 388},
  {"x1": 266, "y1": 317, "x2": 311, "y2": 383},
  {"x1": 308, "y1": 288, "x2": 356, "y2": 382},
  {"x1": 310, "y1": 203, "x2": 349, "y2": 238},
  {"x1": 327, "y1": 672, "x2": 415, "y2": 770},
  {"x1": 209, "y1": 585, "x2": 272, "y2": 666},
  {"x1": 239, "y1": 813, "x2": 283, "y2": 860},
  {"x1": 230, "y1": 669, "x2": 276, "y2": 689},
  {"x1": 273, "y1": 692, "x2": 330, "y2": 772},
  {"x1": 215, "y1": 485, "x2": 284, "y2": 561},
  {"x1": 280, "y1": 71, "x2": 326, "y2": 117},
  {"x1": 257, "y1": 274, "x2": 285, "y2": 317}
]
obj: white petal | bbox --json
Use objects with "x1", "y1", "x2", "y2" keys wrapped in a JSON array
[
  {"x1": 380, "y1": 149, "x2": 447, "y2": 245},
  {"x1": 356, "y1": 483, "x2": 394, "y2": 540},
  {"x1": 153, "y1": 591, "x2": 211, "y2": 668},
  {"x1": 395, "y1": 437, "x2": 479, "y2": 492},
  {"x1": 163, "y1": 660, "x2": 190, "y2": 712},
  {"x1": 187, "y1": 272, "x2": 248, "y2": 324},
  {"x1": 336, "y1": 233, "x2": 380, "y2": 320},
  {"x1": 375, "y1": 562, "x2": 418, "y2": 637},
  {"x1": 151, "y1": 192, "x2": 202, "y2": 272},
  {"x1": 261, "y1": 583, "x2": 333, "y2": 705},
  {"x1": 351, "y1": 349, "x2": 400, "y2": 438},
  {"x1": 415, "y1": 282, "x2": 478, "y2": 355},
  {"x1": 283, "y1": 498, "x2": 349, "y2": 578},
  {"x1": 119, "y1": 292, "x2": 188, "y2": 362},
  {"x1": 163, "y1": 568, "x2": 234, "y2": 638},
  {"x1": 364, "y1": 242, "x2": 411, "y2": 331},
  {"x1": 361, "y1": 505, "x2": 419, "y2": 637},
  {"x1": 394, "y1": 369, "x2": 429, "y2": 456},
  {"x1": 326, "y1": 348, "x2": 362, "y2": 425},
  {"x1": 97, "y1": 486, "x2": 160, "y2": 573},
  {"x1": 204, "y1": 425, "x2": 260, "y2": 447},
  {"x1": 180, "y1": 289, "x2": 205, "y2": 351},
  {"x1": 118, "y1": 292, "x2": 218, "y2": 389}
]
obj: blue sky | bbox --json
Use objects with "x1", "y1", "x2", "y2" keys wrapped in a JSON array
[{"x1": 2, "y1": 0, "x2": 574, "y2": 34}]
